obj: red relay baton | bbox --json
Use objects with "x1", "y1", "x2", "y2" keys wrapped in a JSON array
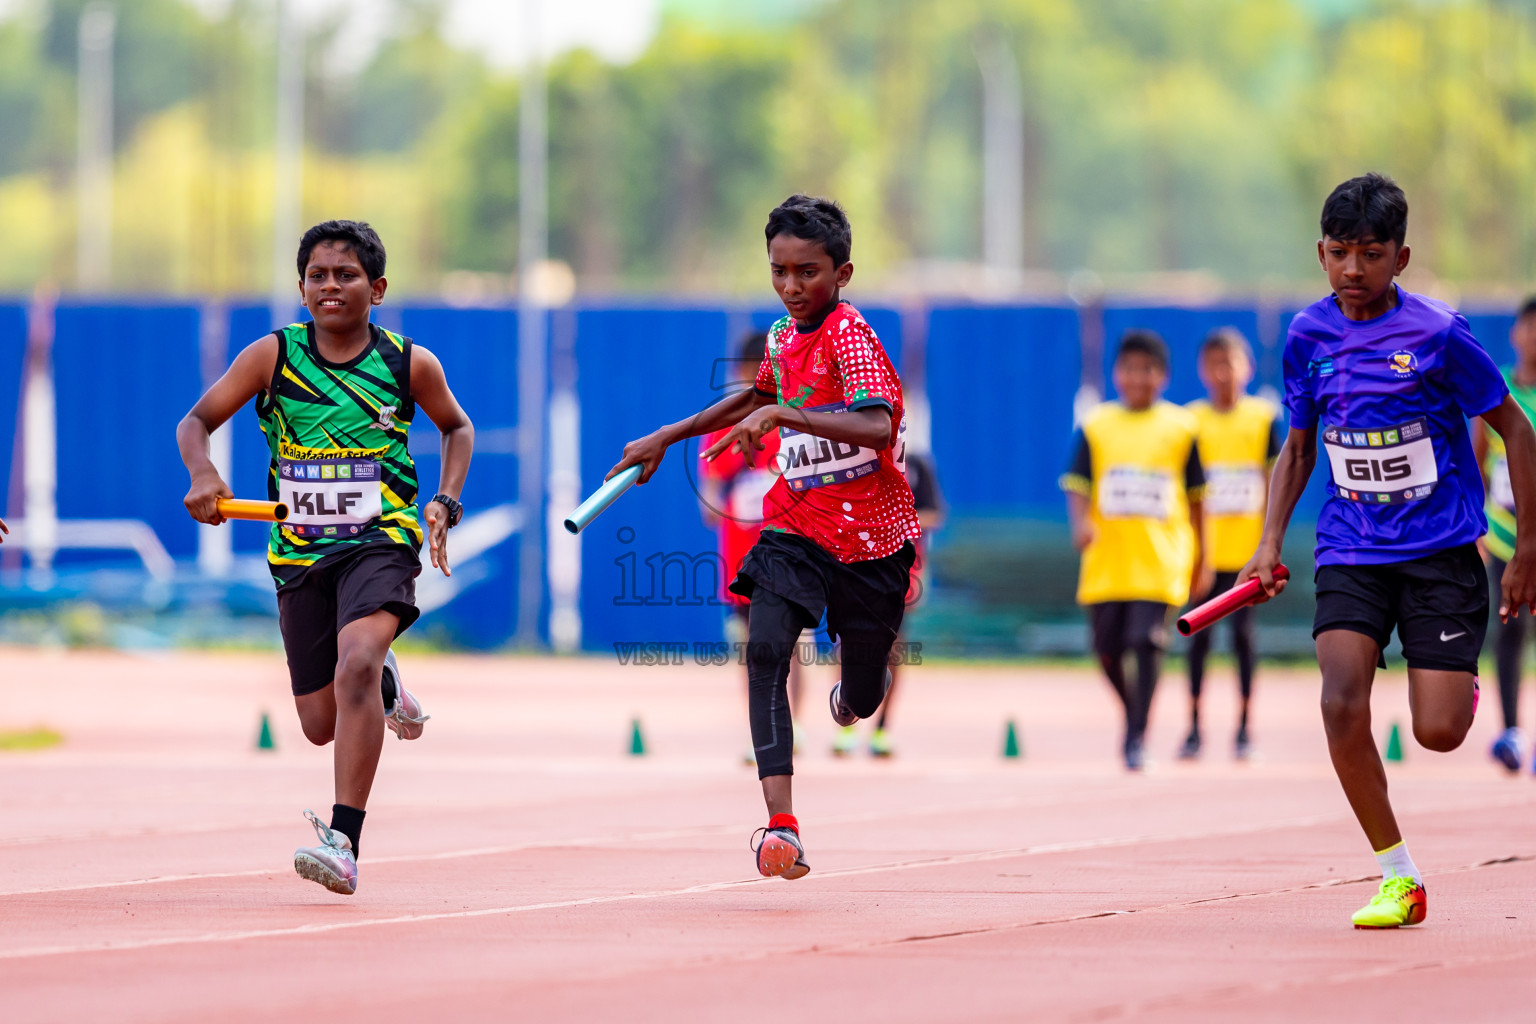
[{"x1": 1177, "y1": 564, "x2": 1290, "y2": 637}]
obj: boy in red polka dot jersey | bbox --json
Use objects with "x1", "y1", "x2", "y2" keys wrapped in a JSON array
[{"x1": 607, "y1": 195, "x2": 920, "y2": 880}]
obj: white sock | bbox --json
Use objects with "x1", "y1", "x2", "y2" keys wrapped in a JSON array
[{"x1": 1374, "y1": 841, "x2": 1421, "y2": 884}]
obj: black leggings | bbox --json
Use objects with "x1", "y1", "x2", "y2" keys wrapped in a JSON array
[
  {"x1": 1186, "y1": 571, "x2": 1256, "y2": 723},
  {"x1": 1490, "y1": 557, "x2": 1527, "y2": 731},
  {"x1": 1099, "y1": 648, "x2": 1161, "y2": 746},
  {"x1": 1090, "y1": 601, "x2": 1169, "y2": 748},
  {"x1": 747, "y1": 587, "x2": 893, "y2": 779}
]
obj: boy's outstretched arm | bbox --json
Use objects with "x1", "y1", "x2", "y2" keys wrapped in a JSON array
[
  {"x1": 1237, "y1": 424, "x2": 1318, "y2": 600},
  {"x1": 701, "y1": 405, "x2": 891, "y2": 465},
  {"x1": 1480, "y1": 397, "x2": 1536, "y2": 619},
  {"x1": 607, "y1": 387, "x2": 772, "y2": 484},
  {"x1": 410, "y1": 346, "x2": 473, "y2": 578},
  {"x1": 177, "y1": 335, "x2": 278, "y2": 526}
]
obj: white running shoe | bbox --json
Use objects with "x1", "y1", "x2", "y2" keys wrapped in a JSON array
[
  {"x1": 293, "y1": 810, "x2": 358, "y2": 895},
  {"x1": 828, "y1": 682, "x2": 857, "y2": 727},
  {"x1": 382, "y1": 649, "x2": 429, "y2": 740}
]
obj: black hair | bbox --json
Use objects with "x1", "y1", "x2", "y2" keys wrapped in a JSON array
[
  {"x1": 1320, "y1": 173, "x2": 1408, "y2": 247},
  {"x1": 1116, "y1": 329, "x2": 1169, "y2": 373},
  {"x1": 737, "y1": 330, "x2": 767, "y2": 364},
  {"x1": 297, "y1": 220, "x2": 387, "y2": 282},
  {"x1": 1200, "y1": 326, "x2": 1253, "y2": 363},
  {"x1": 765, "y1": 194, "x2": 852, "y2": 267},
  {"x1": 1519, "y1": 295, "x2": 1536, "y2": 320}
]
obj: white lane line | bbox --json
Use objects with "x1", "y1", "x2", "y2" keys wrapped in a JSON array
[
  {"x1": 6, "y1": 792, "x2": 1529, "y2": 902},
  {"x1": 0, "y1": 810, "x2": 1376, "y2": 960},
  {"x1": 0, "y1": 790, "x2": 1153, "y2": 897}
]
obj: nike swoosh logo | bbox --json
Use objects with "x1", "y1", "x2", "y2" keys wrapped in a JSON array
[{"x1": 1440, "y1": 631, "x2": 1467, "y2": 642}]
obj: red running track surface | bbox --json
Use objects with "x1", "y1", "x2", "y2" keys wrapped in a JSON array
[{"x1": 1, "y1": 647, "x2": 1534, "y2": 1022}]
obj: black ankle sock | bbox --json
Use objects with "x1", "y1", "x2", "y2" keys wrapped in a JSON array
[{"x1": 330, "y1": 803, "x2": 366, "y2": 858}]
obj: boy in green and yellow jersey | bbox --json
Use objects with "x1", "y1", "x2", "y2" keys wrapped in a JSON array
[
  {"x1": 177, "y1": 221, "x2": 474, "y2": 895},
  {"x1": 1472, "y1": 296, "x2": 1536, "y2": 773},
  {"x1": 1181, "y1": 329, "x2": 1282, "y2": 761},
  {"x1": 1062, "y1": 331, "x2": 1210, "y2": 771}
]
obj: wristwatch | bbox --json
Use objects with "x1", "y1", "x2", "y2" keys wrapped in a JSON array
[{"x1": 429, "y1": 493, "x2": 463, "y2": 527}]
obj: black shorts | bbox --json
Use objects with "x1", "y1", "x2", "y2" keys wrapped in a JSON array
[
  {"x1": 277, "y1": 544, "x2": 422, "y2": 696},
  {"x1": 1087, "y1": 601, "x2": 1172, "y2": 657},
  {"x1": 1313, "y1": 543, "x2": 1487, "y2": 673},
  {"x1": 729, "y1": 530, "x2": 915, "y2": 645}
]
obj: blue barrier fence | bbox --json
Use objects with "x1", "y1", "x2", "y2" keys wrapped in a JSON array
[
  {"x1": 53, "y1": 303, "x2": 202, "y2": 565},
  {"x1": 0, "y1": 305, "x2": 25, "y2": 509},
  {"x1": 0, "y1": 297, "x2": 1523, "y2": 651}
]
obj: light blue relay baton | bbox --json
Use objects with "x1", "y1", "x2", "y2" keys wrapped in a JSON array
[{"x1": 563, "y1": 464, "x2": 643, "y2": 534}]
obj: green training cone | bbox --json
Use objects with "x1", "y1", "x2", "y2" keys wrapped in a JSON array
[
  {"x1": 257, "y1": 712, "x2": 275, "y2": 751},
  {"x1": 1003, "y1": 719, "x2": 1021, "y2": 759},
  {"x1": 1385, "y1": 721, "x2": 1404, "y2": 763},
  {"x1": 629, "y1": 718, "x2": 646, "y2": 756}
]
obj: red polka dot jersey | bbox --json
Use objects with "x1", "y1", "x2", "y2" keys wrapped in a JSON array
[{"x1": 753, "y1": 301, "x2": 921, "y2": 563}]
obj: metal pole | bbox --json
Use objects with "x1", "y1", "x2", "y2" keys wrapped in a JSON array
[
  {"x1": 76, "y1": 3, "x2": 115, "y2": 292},
  {"x1": 976, "y1": 36, "x2": 1024, "y2": 289},
  {"x1": 272, "y1": 0, "x2": 303, "y2": 329},
  {"x1": 547, "y1": 308, "x2": 581, "y2": 653},
  {"x1": 516, "y1": 0, "x2": 548, "y2": 647},
  {"x1": 19, "y1": 289, "x2": 57, "y2": 582},
  {"x1": 198, "y1": 303, "x2": 234, "y2": 578}
]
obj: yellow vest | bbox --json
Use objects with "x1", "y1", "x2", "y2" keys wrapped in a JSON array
[
  {"x1": 1187, "y1": 396, "x2": 1279, "y2": 571},
  {"x1": 1066, "y1": 401, "x2": 1201, "y2": 606}
]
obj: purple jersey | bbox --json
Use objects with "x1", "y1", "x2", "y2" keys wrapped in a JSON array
[{"x1": 1284, "y1": 285, "x2": 1508, "y2": 566}]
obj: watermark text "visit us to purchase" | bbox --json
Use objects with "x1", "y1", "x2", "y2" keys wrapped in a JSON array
[{"x1": 612, "y1": 641, "x2": 923, "y2": 666}]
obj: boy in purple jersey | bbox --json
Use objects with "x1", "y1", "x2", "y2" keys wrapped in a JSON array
[{"x1": 1242, "y1": 173, "x2": 1536, "y2": 929}]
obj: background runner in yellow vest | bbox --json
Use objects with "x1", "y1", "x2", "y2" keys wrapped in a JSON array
[
  {"x1": 1062, "y1": 330, "x2": 1210, "y2": 771},
  {"x1": 178, "y1": 221, "x2": 474, "y2": 896},
  {"x1": 1472, "y1": 296, "x2": 1536, "y2": 773},
  {"x1": 1182, "y1": 329, "x2": 1282, "y2": 762}
]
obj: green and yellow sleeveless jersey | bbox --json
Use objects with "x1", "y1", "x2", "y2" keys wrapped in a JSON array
[
  {"x1": 258, "y1": 322, "x2": 423, "y2": 588},
  {"x1": 1483, "y1": 368, "x2": 1536, "y2": 562}
]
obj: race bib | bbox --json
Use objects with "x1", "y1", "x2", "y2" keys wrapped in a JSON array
[
  {"x1": 278, "y1": 454, "x2": 384, "y2": 537},
  {"x1": 1322, "y1": 419, "x2": 1438, "y2": 505},
  {"x1": 1204, "y1": 465, "x2": 1266, "y2": 516},
  {"x1": 1098, "y1": 467, "x2": 1173, "y2": 519},
  {"x1": 1491, "y1": 456, "x2": 1515, "y2": 510},
  {"x1": 778, "y1": 402, "x2": 884, "y2": 492}
]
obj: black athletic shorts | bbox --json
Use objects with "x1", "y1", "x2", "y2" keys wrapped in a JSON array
[
  {"x1": 1087, "y1": 601, "x2": 1172, "y2": 657},
  {"x1": 1313, "y1": 543, "x2": 1487, "y2": 674},
  {"x1": 277, "y1": 544, "x2": 422, "y2": 696},
  {"x1": 729, "y1": 530, "x2": 915, "y2": 645}
]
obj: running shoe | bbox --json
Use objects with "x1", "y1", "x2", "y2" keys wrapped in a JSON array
[
  {"x1": 751, "y1": 818, "x2": 810, "y2": 880},
  {"x1": 1234, "y1": 723, "x2": 1252, "y2": 761},
  {"x1": 792, "y1": 719, "x2": 805, "y2": 755},
  {"x1": 293, "y1": 809, "x2": 358, "y2": 895},
  {"x1": 832, "y1": 724, "x2": 859, "y2": 757},
  {"x1": 1178, "y1": 725, "x2": 1201, "y2": 760},
  {"x1": 1351, "y1": 876, "x2": 1427, "y2": 929},
  {"x1": 869, "y1": 727, "x2": 894, "y2": 758},
  {"x1": 1124, "y1": 735, "x2": 1146, "y2": 772},
  {"x1": 829, "y1": 682, "x2": 857, "y2": 727},
  {"x1": 1491, "y1": 727, "x2": 1524, "y2": 774},
  {"x1": 382, "y1": 649, "x2": 430, "y2": 741}
]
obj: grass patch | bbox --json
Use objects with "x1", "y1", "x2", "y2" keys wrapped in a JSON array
[{"x1": 0, "y1": 728, "x2": 63, "y2": 752}]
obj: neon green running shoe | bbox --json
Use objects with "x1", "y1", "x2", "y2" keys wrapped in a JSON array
[
  {"x1": 1351, "y1": 876, "x2": 1427, "y2": 929},
  {"x1": 869, "y1": 727, "x2": 894, "y2": 758},
  {"x1": 832, "y1": 725, "x2": 858, "y2": 756}
]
